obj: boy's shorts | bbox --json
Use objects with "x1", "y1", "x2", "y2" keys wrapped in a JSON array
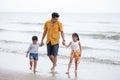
[
  {"x1": 47, "y1": 42, "x2": 59, "y2": 57},
  {"x1": 29, "y1": 53, "x2": 38, "y2": 60}
]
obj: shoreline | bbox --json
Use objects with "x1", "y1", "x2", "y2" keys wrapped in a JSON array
[{"x1": 0, "y1": 52, "x2": 120, "y2": 80}]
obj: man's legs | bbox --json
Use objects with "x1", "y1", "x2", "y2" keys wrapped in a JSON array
[
  {"x1": 49, "y1": 55, "x2": 57, "y2": 72},
  {"x1": 49, "y1": 55, "x2": 54, "y2": 70},
  {"x1": 54, "y1": 56, "x2": 57, "y2": 67},
  {"x1": 52, "y1": 56, "x2": 57, "y2": 72},
  {"x1": 51, "y1": 44, "x2": 59, "y2": 72},
  {"x1": 47, "y1": 43, "x2": 59, "y2": 72}
]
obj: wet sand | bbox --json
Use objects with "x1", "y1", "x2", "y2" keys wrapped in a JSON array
[{"x1": 0, "y1": 52, "x2": 120, "y2": 80}]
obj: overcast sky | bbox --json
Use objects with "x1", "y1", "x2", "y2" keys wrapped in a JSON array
[{"x1": 0, "y1": 0, "x2": 120, "y2": 13}]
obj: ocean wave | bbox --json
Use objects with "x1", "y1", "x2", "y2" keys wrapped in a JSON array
[
  {"x1": 82, "y1": 57, "x2": 120, "y2": 65},
  {"x1": 65, "y1": 32, "x2": 120, "y2": 40},
  {"x1": 0, "y1": 28, "x2": 42, "y2": 34},
  {"x1": 58, "y1": 55, "x2": 120, "y2": 65},
  {"x1": 60, "y1": 45, "x2": 120, "y2": 53},
  {"x1": 0, "y1": 40, "x2": 119, "y2": 52},
  {"x1": 0, "y1": 47, "x2": 120, "y2": 65},
  {"x1": 15, "y1": 22, "x2": 68, "y2": 26},
  {"x1": 0, "y1": 48, "x2": 22, "y2": 54},
  {"x1": 0, "y1": 28, "x2": 6, "y2": 31},
  {"x1": 16, "y1": 22, "x2": 44, "y2": 25},
  {"x1": 0, "y1": 40, "x2": 29, "y2": 44},
  {"x1": 97, "y1": 21, "x2": 112, "y2": 24},
  {"x1": 89, "y1": 34, "x2": 120, "y2": 40},
  {"x1": 0, "y1": 41, "x2": 120, "y2": 65},
  {"x1": 0, "y1": 28, "x2": 120, "y2": 40}
]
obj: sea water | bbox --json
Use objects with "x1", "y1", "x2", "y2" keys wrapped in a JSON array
[{"x1": 0, "y1": 12, "x2": 120, "y2": 65}]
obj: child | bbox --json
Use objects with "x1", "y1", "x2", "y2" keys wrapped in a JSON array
[
  {"x1": 63, "y1": 33, "x2": 82, "y2": 74},
  {"x1": 26, "y1": 36, "x2": 42, "y2": 73}
]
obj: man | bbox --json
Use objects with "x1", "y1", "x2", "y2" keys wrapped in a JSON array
[{"x1": 41, "y1": 12, "x2": 65, "y2": 72}]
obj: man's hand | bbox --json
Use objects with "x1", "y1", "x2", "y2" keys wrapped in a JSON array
[
  {"x1": 62, "y1": 42, "x2": 65, "y2": 45},
  {"x1": 41, "y1": 41, "x2": 44, "y2": 46},
  {"x1": 62, "y1": 40, "x2": 65, "y2": 45},
  {"x1": 26, "y1": 53, "x2": 28, "y2": 58}
]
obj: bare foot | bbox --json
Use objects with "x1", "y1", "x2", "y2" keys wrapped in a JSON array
[
  {"x1": 33, "y1": 70, "x2": 37, "y2": 74},
  {"x1": 66, "y1": 72, "x2": 69, "y2": 74},
  {"x1": 51, "y1": 67, "x2": 55, "y2": 73},
  {"x1": 51, "y1": 67, "x2": 54, "y2": 71}
]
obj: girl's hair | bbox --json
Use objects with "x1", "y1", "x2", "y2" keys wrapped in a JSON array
[{"x1": 72, "y1": 33, "x2": 79, "y2": 41}]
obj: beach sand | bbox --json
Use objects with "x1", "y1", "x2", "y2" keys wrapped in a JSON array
[{"x1": 0, "y1": 52, "x2": 120, "y2": 80}]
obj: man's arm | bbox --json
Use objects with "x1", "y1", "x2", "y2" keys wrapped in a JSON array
[
  {"x1": 41, "y1": 30, "x2": 47, "y2": 45},
  {"x1": 61, "y1": 31, "x2": 65, "y2": 42}
]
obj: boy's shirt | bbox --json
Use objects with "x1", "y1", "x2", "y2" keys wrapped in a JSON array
[{"x1": 27, "y1": 43, "x2": 41, "y2": 54}]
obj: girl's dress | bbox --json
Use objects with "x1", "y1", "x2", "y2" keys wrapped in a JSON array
[{"x1": 70, "y1": 41, "x2": 81, "y2": 64}]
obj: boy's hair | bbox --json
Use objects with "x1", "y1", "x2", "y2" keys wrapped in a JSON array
[
  {"x1": 32, "y1": 36, "x2": 38, "y2": 41},
  {"x1": 72, "y1": 33, "x2": 80, "y2": 41},
  {"x1": 52, "y1": 12, "x2": 59, "y2": 18}
]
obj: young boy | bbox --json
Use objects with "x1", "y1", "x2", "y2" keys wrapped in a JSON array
[{"x1": 26, "y1": 36, "x2": 42, "y2": 73}]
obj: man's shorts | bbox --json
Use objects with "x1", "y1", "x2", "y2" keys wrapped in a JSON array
[
  {"x1": 47, "y1": 42, "x2": 59, "y2": 57},
  {"x1": 29, "y1": 53, "x2": 38, "y2": 60}
]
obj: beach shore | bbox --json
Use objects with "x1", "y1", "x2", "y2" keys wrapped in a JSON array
[{"x1": 0, "y1": 52, "x2": 120, "y2": 80}]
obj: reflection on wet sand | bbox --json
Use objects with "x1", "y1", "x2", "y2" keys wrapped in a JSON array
[{"x1": 66, "y1": 71, "x2": 78, "y2": 80}]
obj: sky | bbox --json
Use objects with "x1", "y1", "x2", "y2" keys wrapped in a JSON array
[{"x1": 0, "y1": 0, "x2": 120, "y2": 13}]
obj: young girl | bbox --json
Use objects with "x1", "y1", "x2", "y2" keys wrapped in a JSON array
[
  {"x1": 26, "y1": 36, "x2": 43, "y2": 73},
  {"x1": 63, "y1": 33, "x2": 82, "y2": 74}
]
